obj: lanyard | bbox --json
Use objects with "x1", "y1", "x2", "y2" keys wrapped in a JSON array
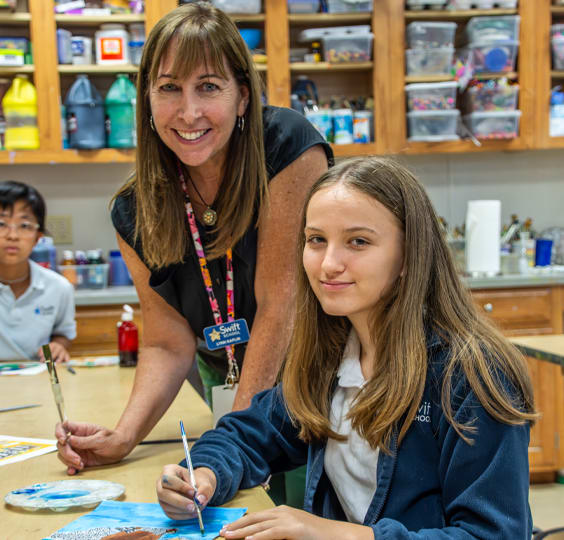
[{"x1": 178, "y1": 165, "x2": 239, "y2": 386}]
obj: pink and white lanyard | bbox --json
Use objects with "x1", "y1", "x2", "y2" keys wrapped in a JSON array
[{"x1": 178, "y1": 165, "x2": 239, "y2": 386}]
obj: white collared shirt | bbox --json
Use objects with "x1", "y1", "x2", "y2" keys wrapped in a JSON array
[
  {"x1": 0, "y1": 260, "x2": 76, "y2": 361},
  {"x1": 324, "y1": 329, "x2": 379, "y2": 524}
]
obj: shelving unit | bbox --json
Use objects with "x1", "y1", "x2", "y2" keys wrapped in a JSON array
[
  {"x1": 290, "y1": 61, "x2": 373, "y2": 72},
  {"x1": 58, "y1": 64, "x2": 139, "y2": 74},
  {"x1": 0, "y1": 65, "x2": 34, "y2": 75},
  {"x1": 404, "y1": 8, "x2": 518, "y2": 20},
  {"x1": 0, "y1": 12, "x2": 31, "y2": 24},
  {"x1": 54, "y1": 14, "x2": 145, "y2": 25}
]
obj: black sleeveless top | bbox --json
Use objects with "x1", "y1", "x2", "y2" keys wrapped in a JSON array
[{"x1": 111, "y1": 105, "x2": 333, "y2": 377}]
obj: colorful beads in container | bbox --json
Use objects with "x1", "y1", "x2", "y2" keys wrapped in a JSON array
[
  {"x1": 405, "y1": 81, "x2": 458, "y2": 111},
  {"x1": 465, "y1": 79, "x2": 519, "y2": 112}
]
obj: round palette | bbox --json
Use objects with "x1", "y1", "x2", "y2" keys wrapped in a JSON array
[{"x1": 5, "y1": 479, "x2": 125, "y2": 512}]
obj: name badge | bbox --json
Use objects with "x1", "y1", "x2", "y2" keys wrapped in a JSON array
[{"x1": 203, "y1": 318, "x2": 250, "y2": 351}]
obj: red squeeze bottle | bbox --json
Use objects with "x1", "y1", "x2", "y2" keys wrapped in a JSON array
[{"x1": 117, "y1": 304, "x2": 138, "y2": 367}]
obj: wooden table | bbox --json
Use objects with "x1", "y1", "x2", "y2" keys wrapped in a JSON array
[
  {"x1": 511, "y1": 334, "x2": 564, "y2": 370},
  {"x1": 0, "y1": 365, "x2": 274, "y2": 539}
]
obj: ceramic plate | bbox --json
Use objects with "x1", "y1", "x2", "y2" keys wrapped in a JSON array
[{"x1": 5, "y1": 480, "x2": 125, "y2": 512}]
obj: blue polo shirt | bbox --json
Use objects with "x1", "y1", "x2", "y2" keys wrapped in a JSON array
[{"x1": 0, "y1": 260, "x2": 76, "y2": 361}]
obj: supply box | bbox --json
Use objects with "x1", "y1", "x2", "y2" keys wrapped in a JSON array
[
  {"x1": 326, "y1": 0, "x2": 373, "y2": 12},
  {"x1": 287, "y1": 0, "x2": 320, "y2": 13},
  {"x1": 407, "y1": 109, "x2": 460, "y2": 142},
  {"x1": 59, "y1": 263, "x2": 110, "y2": 290},
  {"x1": 466, "y1": 15, "x2": 520, "y2": 43},
  {"x1": 465, "y1": 83, "x2": 519, "y2": 112},
  {"x1": 299, "y1": 26, "x2": 373, "y2": 63},
  {"x1": 463, "y1": 110, "x2": 521, "y2": 139},
  {"x1": 406, "y1": 22, "x2": 457, "y2": 49},
  {"x1": 211, "y1": 0, "x2": 261, "y2": 13},
  {"x1": 405, "y1": 81, "x2": 458, "y2": 111},
  {"x1": 405, "y1": 47, "x2": 454, "y2": 76}
]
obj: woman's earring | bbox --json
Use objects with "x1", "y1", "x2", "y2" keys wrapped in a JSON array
[
  {"x1": 150, "y1": 115, "x2": 155, "y2": 131},
  {"x1": 237, "y1": 115, "x2": 245, "y2": 132}
]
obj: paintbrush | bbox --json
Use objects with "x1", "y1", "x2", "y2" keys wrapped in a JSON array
[
  {"x1": 43, "y1": 344, "x2": 70, "y2": 440},
  {"x1": 0, "y1": 404, "x2": 41, "y2": 413},
  {"x1": 180, "y1": 420, "x2": 205, "y2": 536}
]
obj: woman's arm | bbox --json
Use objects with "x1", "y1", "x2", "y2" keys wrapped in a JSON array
[
  {"x1": 233, "y1": 145, "x2": 329, "y2": 410},
  {"x1": 56, "y1": 233, "x2": 198, "y2": 473}
]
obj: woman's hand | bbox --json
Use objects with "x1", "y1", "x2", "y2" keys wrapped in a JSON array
[
  {"x1": 38, "y1": 340, "x2": 70, "y2": 363},
  {"x1": 156, "y1": 464, "x2": 217, "y2": 521},
  {"x1": 220, "y1": 506, "x2": 373, "y2": 540},
  {"x1": 55, "y1": 421, "x2": 133, "y2": 475}
]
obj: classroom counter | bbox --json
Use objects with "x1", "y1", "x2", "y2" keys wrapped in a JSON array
[{"x1": 73, "y1": 271, "x2": 564, "y2": 306}]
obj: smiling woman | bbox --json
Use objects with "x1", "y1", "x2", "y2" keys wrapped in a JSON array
[{"x1": 55, "y1": 1, "x2": 333, "y2": 477}]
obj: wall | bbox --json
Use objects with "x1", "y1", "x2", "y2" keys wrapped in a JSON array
[{"x1": 2, "y1": 148, "x2": 563, "y2": 257}]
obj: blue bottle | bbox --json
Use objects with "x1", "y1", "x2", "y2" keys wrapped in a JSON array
[
  {"x1": 109, "y1": 250, "x2": 132, "y2": 286},
  {"x1": 65, "y1": 74, "x2": 106, "y2": 149},
  {"x1": 31, "y1": 236, "x2": 57, "y2": 270}
]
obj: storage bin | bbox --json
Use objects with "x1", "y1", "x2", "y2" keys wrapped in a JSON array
[
  {"x1": 211, "y1": 0, "x2": 261, "y2": 14},
  {"x1": 406, "y1": 0, "x2": 448, "y2": 9},
  {"x1": 495, "y1": 0, "x2": 518, "y2": 6},
  {"x1": 407, "y1": 109, "x2": 460, "y2": 141},
  {"x1": 466, "y1": 16, "x2": 520, "y2": 43},
  {"x1": 463, "y1": 110, "x2": 521, "y2": 139},
  {"x1": 405, "y1": 47, "x2": 454, "y2": 76},
  {"x1": 465, "y1": 82, "x2": 519, "y2": 111},
  {"x1": 407, "y1": 22, "x2": 457, "y2": 49},
  {"x1": 288, "y1": 0, "x2": 320, "y2": 12},
  {"x1": 405, "y1": 81, "x2": 458, "y2": 111},
  {"x1": 0, "y1": 37, "x2": 28, "y2": 67},
  {"x1": 299, "y1": 26, "x2": 373, "y2": 63},
  {"x1": 552, "y1": 36, "x2": 564, "y2": 70},
  {"x1": 58, "y1": 263, "x2": 109, "y2": 290},
  {"x1": 469, "y1": 40, "x2": 519, "y2": 73},
  {"x1": 326, "y1": 0, "x2": 372, "y2": 13}
]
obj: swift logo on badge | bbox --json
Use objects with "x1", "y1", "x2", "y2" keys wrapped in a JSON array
[{"x1": 203, "y1": 318, "x2": 250, "y2": 351}]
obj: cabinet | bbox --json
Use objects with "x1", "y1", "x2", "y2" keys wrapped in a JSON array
[
  {"x1": 1, "y1": 0, "x2": 562, "y2": 163},
  {"x1": 474, "y1": 285, "x2": 564, "y2": 477}
]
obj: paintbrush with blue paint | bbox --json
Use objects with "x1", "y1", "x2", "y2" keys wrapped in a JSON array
[{"x1": 180, "y1": 420, "x2": 205, "y2": 536}]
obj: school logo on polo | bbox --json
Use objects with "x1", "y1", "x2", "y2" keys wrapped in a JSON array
[
  {"x1": 416, "y1": 401, "x2": 431, "y2": 423},
  {"x1": 34, "y1": 305, "x2": 55, "y2": 316}
]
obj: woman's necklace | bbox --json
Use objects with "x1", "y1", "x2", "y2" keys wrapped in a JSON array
[
  {"x1": 0, "y1": 272, "x2": 29, "y2": 285},
  {"x1": 187, "y1": 175, "x2": 217, "y2": 227}
]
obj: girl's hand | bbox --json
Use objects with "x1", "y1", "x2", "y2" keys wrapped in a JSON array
[
  {"x1": 219, "y1": 506, "x2": 373, "y2": 540},
  {"x1": 38, "y1": 341, "x2": 70, "y2": 363},
  {"x1": 156, "y1": 464, "x2": 216, "y2": 521}
]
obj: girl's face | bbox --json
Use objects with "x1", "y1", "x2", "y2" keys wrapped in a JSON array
[
  {"x1": 149, "y1": 41, "x2": 249, "y2": 175},
  {"x1": 0, "y1": 200, "x2": 41, "y2": 267},
  {"x1": 303, "y1": 183, "x2": 405, "y2": 327}
]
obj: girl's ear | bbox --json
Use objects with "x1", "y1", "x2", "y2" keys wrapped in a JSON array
[
  {"x1": 238, "y1": 84, "x2": 250, "y2": 117},
  {"x1": 34, "y1": 231, "x2": 43, "y2": 247}
]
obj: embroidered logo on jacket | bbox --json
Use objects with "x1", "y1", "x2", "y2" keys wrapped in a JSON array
[
  {"x1": 35, "y1": 305, "x2": 55, "y2": 316},
  {"x1": 415, "y1": 401, "x2": 431, "y2": 423}
]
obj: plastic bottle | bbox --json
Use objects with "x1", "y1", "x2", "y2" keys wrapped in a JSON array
[
  {"x1": 109, "y1": 249, "x2": 132, "y2": 286},
  {"x1": 40, "y1": 236, "x2": 58, "y2": 271},
  {"x1": 75, "y1": 249, "x2": 88, "y2": 288},
  {"x1": 61, "y1": 104, "x2": 69, "y2": 148},
  {"x1": 60, "y1": 249, "x2": 77, "y2": 287},
  {"x1": 64, "y1": 74, "x2": 106, "y2": 149},
  {"x1": 95, "y1": 24, "x2": 130, "y2": 65},
  {"x1": 30, "y1": 238, "x2": 50, "y2": 269},
  {"x1": 117, "y1": 304, "x2": 138, "y2": 367},
  {"x1": 2, "y1": 74, "x2": 39, "y2": 150},
  {"x1": 86, "y1": 248, "x2": 106, "y2": 289},
  {"x1": 105, "y1": 74, "x2": 137, "y2": 148}
]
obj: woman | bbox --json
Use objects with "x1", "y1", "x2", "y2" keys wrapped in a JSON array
[
  {"x1": 55, "y1": 2, "x2": 332, "y2": 474},
  {"x1": 157, "y1": 156, "x2": 536, "y2": 538},
  {"x1": 0, "y1": 181, "x2": 75, "y2": 363}
]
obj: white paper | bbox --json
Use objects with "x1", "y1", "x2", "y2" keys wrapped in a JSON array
[
  {"x1": 465, "y1": 200, "x2": 501, "y2": 275},
  {"x1": 0, "y1": 435, "x2": 57, "y2": 466}
]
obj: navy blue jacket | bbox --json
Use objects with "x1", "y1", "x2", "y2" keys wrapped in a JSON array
[{"x1": 190, "y1": 337, "x2": 532, "y2": 538}]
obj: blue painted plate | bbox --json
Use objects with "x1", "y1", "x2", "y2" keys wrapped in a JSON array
[{"x1": 5, "y1": 480, "x2": 125, "y2": 511}]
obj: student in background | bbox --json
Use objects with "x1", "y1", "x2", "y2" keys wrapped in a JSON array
[
  {"x1": 0, "y1": 181, "x2": 75, "y2": 363},
  {"x1": 156, "y1": 157, "x2": 536, "y2": 538}
]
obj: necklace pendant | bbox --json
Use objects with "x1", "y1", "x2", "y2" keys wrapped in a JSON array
[{"x1": 202, "y1": 207, "x2": 218, "y2": 227}]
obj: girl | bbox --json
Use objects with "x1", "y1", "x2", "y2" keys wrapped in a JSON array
[
  {"x1": 0, "y1": 181, "x2": 75, "y2": 363},
  {"x1": 156, "y1": 157, "x2": 536, "y2": 538}
]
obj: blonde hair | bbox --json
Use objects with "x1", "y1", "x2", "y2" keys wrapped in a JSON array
[
  {"x1": 282, "y1": 156, "x2": 537, "y2": 453},
  {"x1": 114, "y1": 2, "x2": 267, "y2": 267}
]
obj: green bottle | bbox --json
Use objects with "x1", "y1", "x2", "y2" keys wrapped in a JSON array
[{"x1": 105, "y1": 73, "x2": 136, "y2": 148}]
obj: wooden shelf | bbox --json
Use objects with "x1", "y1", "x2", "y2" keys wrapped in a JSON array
[
  {"x1": 0, "y1": 65, "x2": 35, "y2": 75},
  {"x1": 288, "y1": 13, "x2": 371, "y2": 25},
  {"x1": 331, "y1": 143, "x2": 378, "y2": 157},
  {"x1": 404, "y1": 71, "x2": 517, "y2": 83},
  {"x1": 403, "y1": 137, "x2": 527, "y2": 155},
  {"x1": 551, "y1": 70, "x2": 564, "y2": 78},
  {"x1": 58, "y1": 64, "x2": 139, "y2": 74},
  {"x1": 0, "y1": 12, "x2": 31, "y2": 24},
  {"x1": 551, "y1": 6, "x2": 564, "y2": 14},
  {"x1": 0, "y1": 148, "x2": 135, "y2": 165},
  {"x1": 229, "y1": 14, "x2": 265, "y2": 23},
  {"x1": 55, "y1": 14, "x2": 145, "y2": 25},
  {"x1": 291, "y1": 61, "x2": 373, "y2": 72},
  {"x1": 404, "y1": 8, "x2": 518, "y2": 20}
]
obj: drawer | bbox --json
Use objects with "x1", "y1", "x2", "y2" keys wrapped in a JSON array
[{"x1": 472, "y1": 288, "x2": 554, "y2": 335}]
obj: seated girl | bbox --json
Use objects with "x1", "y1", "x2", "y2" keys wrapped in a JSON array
[
  {"x1": 0, "y1": 181, "x2": 75, "y2": 363},
  {"x1": 156, "y1": 157, "x2": 536, "y2": 538}
]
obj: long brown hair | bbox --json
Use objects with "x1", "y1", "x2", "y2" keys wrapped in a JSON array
[
  {"x1": 114, "y1": 2, "x2": 267, "y2": 267},
  {"x1": 282, "y1": 156, "x2": 537, "y2": 453}
]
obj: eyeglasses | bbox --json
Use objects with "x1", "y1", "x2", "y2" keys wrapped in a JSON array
[{"x1": 0, "y1": 220, "x2": 40, "y2": 238}]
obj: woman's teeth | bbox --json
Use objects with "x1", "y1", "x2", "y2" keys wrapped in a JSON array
[{"x1": 176, "y1": 129, "x2": 208, "y2": 141}]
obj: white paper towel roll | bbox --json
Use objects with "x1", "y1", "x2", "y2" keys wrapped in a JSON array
[{"x1": 465, "y1": 200, "x2": 501, "y2": 276}]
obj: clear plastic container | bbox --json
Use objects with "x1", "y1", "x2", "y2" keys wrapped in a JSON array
[
  {"x1": 551, "y1": 23, "x2": 564, "y2": 39},
  {"x1": 58, "y1": 263, "x2": 109, "y2": 289},
  {"x1": 326, "y1": 0, "x2": 372, "y2": 12},
  {"x1": 211, "y1": 0, "x2": 261, "y2": 13},
  {"x1": 405, "y1": 81, "x2": 458, "y2": 111},
  {"x1": 407, "y1": 109, "x2": 460, "y2": 141},
  {"x1": 407, "y1": 22, "x2": 457, "y2": 49},
  {"x1": 469, "y1": 41, "x2": 519, "y2": 73},
  {"x1": 466, "y1": 16, "x2": 520, "y2": 43},
  {"x1": 463, "y1": 110, "x2": 521, "y2": 140},
  {"x1": 406, "y1": 0, "x2": 448, "y2": 9},
  {"x1": 322, "y1": 32, "x2": 373, "y2": 63},
  {"x1": 405, "y1": 47, "x2": 454, "y2": 76},
  {"x1": 288, "y1": 0, "x2": 320, "y2": 12},
  {"x1": 552, "y1": 36, "x2": 564, "y2": 70},
  {"x1": 495, "y1": 0, "x2": 518, "y2": 7},
  {"x1": 465, "y1": 82, "x2": 519, "y2": 112}
]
